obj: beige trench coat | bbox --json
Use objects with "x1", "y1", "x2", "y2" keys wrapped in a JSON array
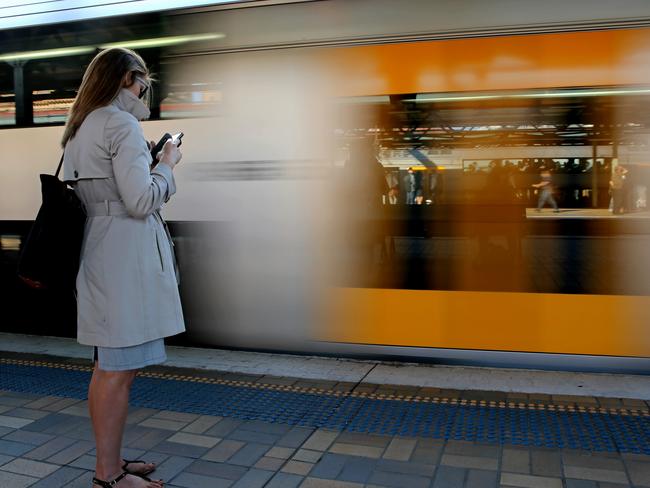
[{"x1": 63, "y1": 89, "x2": 185, "y2": 347}]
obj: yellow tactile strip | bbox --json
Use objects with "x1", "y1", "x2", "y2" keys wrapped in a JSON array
[{"x1": 2, "y1": 357, "x2": 648, "y2": 417}]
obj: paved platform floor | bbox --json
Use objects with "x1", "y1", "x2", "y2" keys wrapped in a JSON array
[
  {"x1": 0, "y1": 352, "x2": 649, "y2": 487},
  {"x1": 525, "y1": 208, "x2": 650, "y2": 219}
]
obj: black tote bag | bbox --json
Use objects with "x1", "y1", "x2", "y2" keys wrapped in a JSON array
[{"x1": 17, "y1": 154, "x2": 86, "y2": 291}]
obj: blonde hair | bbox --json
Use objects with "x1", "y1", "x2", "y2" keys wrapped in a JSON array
[{"x1": 61, "y1": 47, "x2": 152, "y2": 147}]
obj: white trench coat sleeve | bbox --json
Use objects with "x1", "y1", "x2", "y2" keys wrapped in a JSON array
[
  {"x1": 67, "y1": 90, "x2": 185, "y2": 348},
  {"x1": 108, "y1": 110, "x2": 176, "y2": 217}
]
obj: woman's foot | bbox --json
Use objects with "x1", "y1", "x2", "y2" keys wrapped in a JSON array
[
  {"x1": 122, "y1": 460, "x2": 156, "y2": 476},
  {"x1": 93, "y1": 472, "x2": 163, "y2": 487}
]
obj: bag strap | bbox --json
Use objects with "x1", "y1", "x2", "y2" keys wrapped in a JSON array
[{"x1": 54, "y1": 153, "x2": 65, "y2": 179}]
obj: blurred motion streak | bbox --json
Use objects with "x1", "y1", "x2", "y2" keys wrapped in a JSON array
[{"x1": 2, "y1": 2, "x2": 650, "y2": 369}]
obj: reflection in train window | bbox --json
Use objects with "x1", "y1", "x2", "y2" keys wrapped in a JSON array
[
  {"x1": 160, "y1": 85, "x2": 221, "y2": 119},
  {"x1": 335, "y1": 87, "x2": 650, "y2": 208},
  {"x1": 0, "y1": 95, "x2": 14, "y2": 125},
  {"x1": 332, "y1": 87, "x2": 650, "y2": 296},
  {"x1": 33, "y1": 90, "x2": 74, "y2": 124}
]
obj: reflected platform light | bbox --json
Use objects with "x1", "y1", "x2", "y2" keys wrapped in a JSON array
[
  {"x1": 0, "y1": 46, "x2": 95, "y2": 62},
  {"x1": 411, "y1": 87, "x2": 650, "y2": 103},
  {"x1": 99, "y1": 33, "x2": 225, "y2": 50},
  {"x1": 0, "y1": 33, "x2": 224, "y2": 63}
]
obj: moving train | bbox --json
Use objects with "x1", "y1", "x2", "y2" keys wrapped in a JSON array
[{"x1": 1, "y1": 0, "x2": 650, "y2": 372}]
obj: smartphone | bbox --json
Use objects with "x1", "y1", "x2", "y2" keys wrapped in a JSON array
[
  {"x1": 150, "y1": 132, "x2": 184, "y2": 162},
  {"x1": 150, "y1": 133, "x2": 171, "y2": 162},
  {"x1": 171, "y1": 132, "x2": 184, "y2": 147}
]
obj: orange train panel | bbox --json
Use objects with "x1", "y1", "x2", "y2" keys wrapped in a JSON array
[
  {"x1": 328, "y1": 28, "x2": 650, "y2": 96},
  {"x1": 322, "y1": 288, "x2": 650, "y2": 357},
  {"x1": 321, "y1": 28, "x2": 650, "y2": 357}
]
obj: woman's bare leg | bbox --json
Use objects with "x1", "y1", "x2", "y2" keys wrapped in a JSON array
[
  {"x1": 88, "y1": 365, "x2": 163, "y2": 486},
  {"x1": 89, "y1": 365, "x2": 136, "y2": 479}
]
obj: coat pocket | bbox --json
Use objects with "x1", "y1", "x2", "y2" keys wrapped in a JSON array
[{"x1": 154, "y1": 230, "x2": 165, "y2": 273}]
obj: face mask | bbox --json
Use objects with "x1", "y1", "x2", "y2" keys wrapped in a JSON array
[
  {"x1": 131, "y1": 98, "x2": 151, "y2": 121},
  {"x1": 115, "y1": 88, "x2": 151, "y2": 121}
]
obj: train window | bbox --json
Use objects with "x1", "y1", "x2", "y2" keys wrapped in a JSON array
[
  {"x1": 0, "y1": 59, "x2": 13, "y2": 125},
  {"x1": 0, "y1": 93, "x2": 14, "y2": 126},
  {"x1": 0, "y1": 10, "x2": 225, "y2": 128},
  {"x1": 0, "y1": 235, "x2": 21, "y2": 251},
  {"x1": 33, "y1": 90, "x2": 73, "y2": 124},
  {"x1": 160, "y1": 84, "x2": 222, "y2": 119},
  {"x1": 332, "y1": 87, "x2": 650, "y2": 296}
]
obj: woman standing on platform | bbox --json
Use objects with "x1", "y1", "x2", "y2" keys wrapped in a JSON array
[{"x1": 61, "y1": 48, "x2": 185, "y2": 488}]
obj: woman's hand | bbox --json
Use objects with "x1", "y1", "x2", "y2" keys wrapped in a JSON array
[{"x1": 158, "y1": 139, "x2": 182, "y2": 169}]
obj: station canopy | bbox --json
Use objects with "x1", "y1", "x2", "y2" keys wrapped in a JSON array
[{"x1": 337, "y1": 88, "x2": 650, "y2": 149}]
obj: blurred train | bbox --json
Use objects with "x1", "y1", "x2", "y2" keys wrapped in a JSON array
[{"x1": 1, "y1": 0, "x2": 650, "y2": 372}]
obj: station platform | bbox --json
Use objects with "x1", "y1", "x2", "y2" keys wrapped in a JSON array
[
  {"x1": 0, "y1": 334, "x2": 649, "y2": 487},
  {"x1": 525, "y1": 208, "x2": 650, "y2": 219}
]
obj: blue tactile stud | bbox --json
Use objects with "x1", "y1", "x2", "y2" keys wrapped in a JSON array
[{"x1": 1, "y1": 362, "x2": 649, "y2": 454}]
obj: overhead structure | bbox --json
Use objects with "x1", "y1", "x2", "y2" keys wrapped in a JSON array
[{"x1": 0, "y1": 0, "x2": 243, "y2": 30}]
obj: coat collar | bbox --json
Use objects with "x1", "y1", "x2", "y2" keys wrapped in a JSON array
[{"x1": 112, "y1": 88, "x2": 150, "y2": 121}]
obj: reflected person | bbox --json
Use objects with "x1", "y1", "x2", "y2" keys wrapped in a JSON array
[
  {"x1": 385, "y1": 170, "x2": 399, "y2": 204},
  {"x1": 533, "y1": 168, "x2": 559, "y2": 212},
  {"x1": 610, "y1": 165, "x2": 628, "y2": 215},
  {"x1": 404, "y1": 167, "x2": 416, "y2": 204},
  {"x1": 339, "y1": 139, "x2": 388, "y2": 283}
]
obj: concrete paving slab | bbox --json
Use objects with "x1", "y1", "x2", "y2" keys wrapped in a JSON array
[{"x1": 363, "y1": 364, "x2": 650, "y2": 399}]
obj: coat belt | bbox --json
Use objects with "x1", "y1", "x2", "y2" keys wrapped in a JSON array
[{"x1": 85, "y1": 200, "x2": 128, "y2": 217}]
